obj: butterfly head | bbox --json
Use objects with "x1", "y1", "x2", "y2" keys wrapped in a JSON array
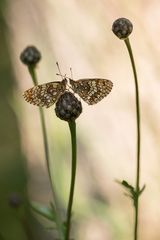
[{"x1": 62, "y1": 78, "x2": 67, "y2": 86}]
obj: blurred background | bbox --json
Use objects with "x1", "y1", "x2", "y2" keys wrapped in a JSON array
[{"x1": 1, "y1": 0, "x2": 160, "y2": 239}]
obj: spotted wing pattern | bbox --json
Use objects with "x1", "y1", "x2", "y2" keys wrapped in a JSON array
[
  {"x1": 69, "y1": 78, "x2": 113, "y2": 105},
  {"x1": 23, "y1": 79, "x2": 67, "y2": 108}
]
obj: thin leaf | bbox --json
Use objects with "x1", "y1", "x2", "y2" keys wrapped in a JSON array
[
  {"x1": 30, "y1": 201, "x2": 56, "y2": 221},
  {"x1": 139, "y1": 184, "x2": 146, "y2": 195}
]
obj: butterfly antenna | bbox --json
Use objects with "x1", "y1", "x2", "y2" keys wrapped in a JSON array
[
  {"x1": 70, "y1": 67, "x2": 73, "y2": 79},
  {"x1": 56, "y1": 62, "x2": 65, "y2": 79}
]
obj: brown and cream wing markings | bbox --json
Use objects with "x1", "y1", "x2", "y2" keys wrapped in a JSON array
[
  {"x1": 23, "y1": 80, "x2": 67, "y2": 108},
  {"x1": 69, "y1": 78, "x2": 113, "y2": 105}
]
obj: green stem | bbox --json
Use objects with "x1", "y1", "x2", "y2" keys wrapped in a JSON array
[
  {"x1": 28, "y1": 66, "x2": 64, "y2": 240},
  {"x1": 28, "y1": 66, "x2": 51, "y2": 183},
  {"x1": 65, "y1": 121, "x2": 77, "y2": 240},
  {"x1": 28, "y1": 66, "x2": 38, "y2": 85},
  {"x1": 124, "y1": 38, "x2": 141, "y2": 240}
]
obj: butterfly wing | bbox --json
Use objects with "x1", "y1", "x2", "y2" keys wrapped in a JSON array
[
  {"x1": 23, "y1": 80, "x2": 67, "y2": 108},
  {"x1": 69, "y1": 78, "x2": 113, "y2": 105}
]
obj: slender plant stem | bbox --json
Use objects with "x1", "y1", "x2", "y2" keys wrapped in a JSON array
[
  {"x1": 28, "y1": 66, "x2": 64, "y2": 240},
  {"x1": 65, "y1": 121, "x2": 77, "y2": 240},
  {"x1": 28, "y1": 66, "x2": 51, "y2": 182},
  {"x1": 124, "y1": 38, "x2": 141, "y2": 240},
  {"x1": 28, "y1": 66, "x2": 38, "y2": 85}
]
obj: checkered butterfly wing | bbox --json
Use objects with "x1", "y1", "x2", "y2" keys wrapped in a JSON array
[
  {"x1": 69, "y1": 78, "x2": 113, "y2": 105},
  {"x1": 23, "y1": 79, "x2": 67, "y2": 108}
]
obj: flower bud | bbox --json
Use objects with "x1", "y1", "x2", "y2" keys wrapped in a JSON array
[
  {"x1": 20, "y1": 45, "x2": 41, "y2": 66},
  {"x1": 55, "y1": 92, "x2": 82, "y2": 122},
  {"x1": 112, "y1": 18, "x2": 133, "y2": 39},
  {"x1": 8, "y1": 192, "x2": 22, "y2": 208}
]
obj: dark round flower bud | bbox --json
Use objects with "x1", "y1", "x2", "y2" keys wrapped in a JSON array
[
  {"x1": 55, "y1": 92, "x2": 82, "y2": 121},
  {"x1": 8, "y1": 192, "x2": 22, "y2": 209},
  {"x1": 20, "y1": 46, "x2": 41, "y2": 66},
  {"x1": 112, "y1": 18, "x2": 133, "y2": 39}
]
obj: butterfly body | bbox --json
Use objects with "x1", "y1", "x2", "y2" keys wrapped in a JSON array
[{"x1": 23, "y1": 77, "x2": 113, "y2": 108}]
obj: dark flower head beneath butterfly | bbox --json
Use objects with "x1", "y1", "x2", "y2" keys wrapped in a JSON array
[{"x1": 55, "y1": 91, "x2": 82, "y2": 122}]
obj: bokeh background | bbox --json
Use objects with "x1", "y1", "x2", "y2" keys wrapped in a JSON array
[{"x1": 1, "y1": 0, "x2": 160, "y2": 239}]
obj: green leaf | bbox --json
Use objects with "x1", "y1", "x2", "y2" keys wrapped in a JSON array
[
  {"x1": 121, "y1": 180, "x2": 134, "y2": 191},
  {"x1": 116, "y1": 180, "x2": 146, "y2": 208},
  {"x1": 30, "y1": 201, "x2": 56, "y2": 221},
  {"x1": 116, "y1": 179, "x2": 136, "y2": 201},
  {"x1": 139, "y1": 184, "x2": 146, "y2": 195}
]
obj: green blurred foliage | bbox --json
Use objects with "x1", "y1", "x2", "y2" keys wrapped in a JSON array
[{"x1": 0, "y1": 1, "x2": 53, "y2": 239}]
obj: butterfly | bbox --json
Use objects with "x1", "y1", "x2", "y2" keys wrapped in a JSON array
[{"x1": 23, "y1": 78, "x2": 113, "y2": 108}]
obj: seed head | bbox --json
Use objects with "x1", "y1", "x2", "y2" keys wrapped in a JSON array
[
  {"x1": 20, "y1": 45, "x2": 41, "y2": 66},
  {"x1": 112, "y1": 18, "x2": 133, "y2": 40},
  {"x1": 9, "y1": 192, "x2": 22, "y2": 209},
  {"x1": 55, "y1": 92, "x2": 82, "y2": 122}
]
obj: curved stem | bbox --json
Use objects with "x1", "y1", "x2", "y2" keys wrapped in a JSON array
[
  {"x1": 28, "y1": 66, "x2": 64, "y2": 239},
  {"x1": 65, "y1": 121, "x2": 77, "y2": 240},
  {"x1": 124, "y1": 38, "x2": 141, "y2": 240},
  {"x1": 28, "y1": 66, "x2": 51, "y2": 183}
]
